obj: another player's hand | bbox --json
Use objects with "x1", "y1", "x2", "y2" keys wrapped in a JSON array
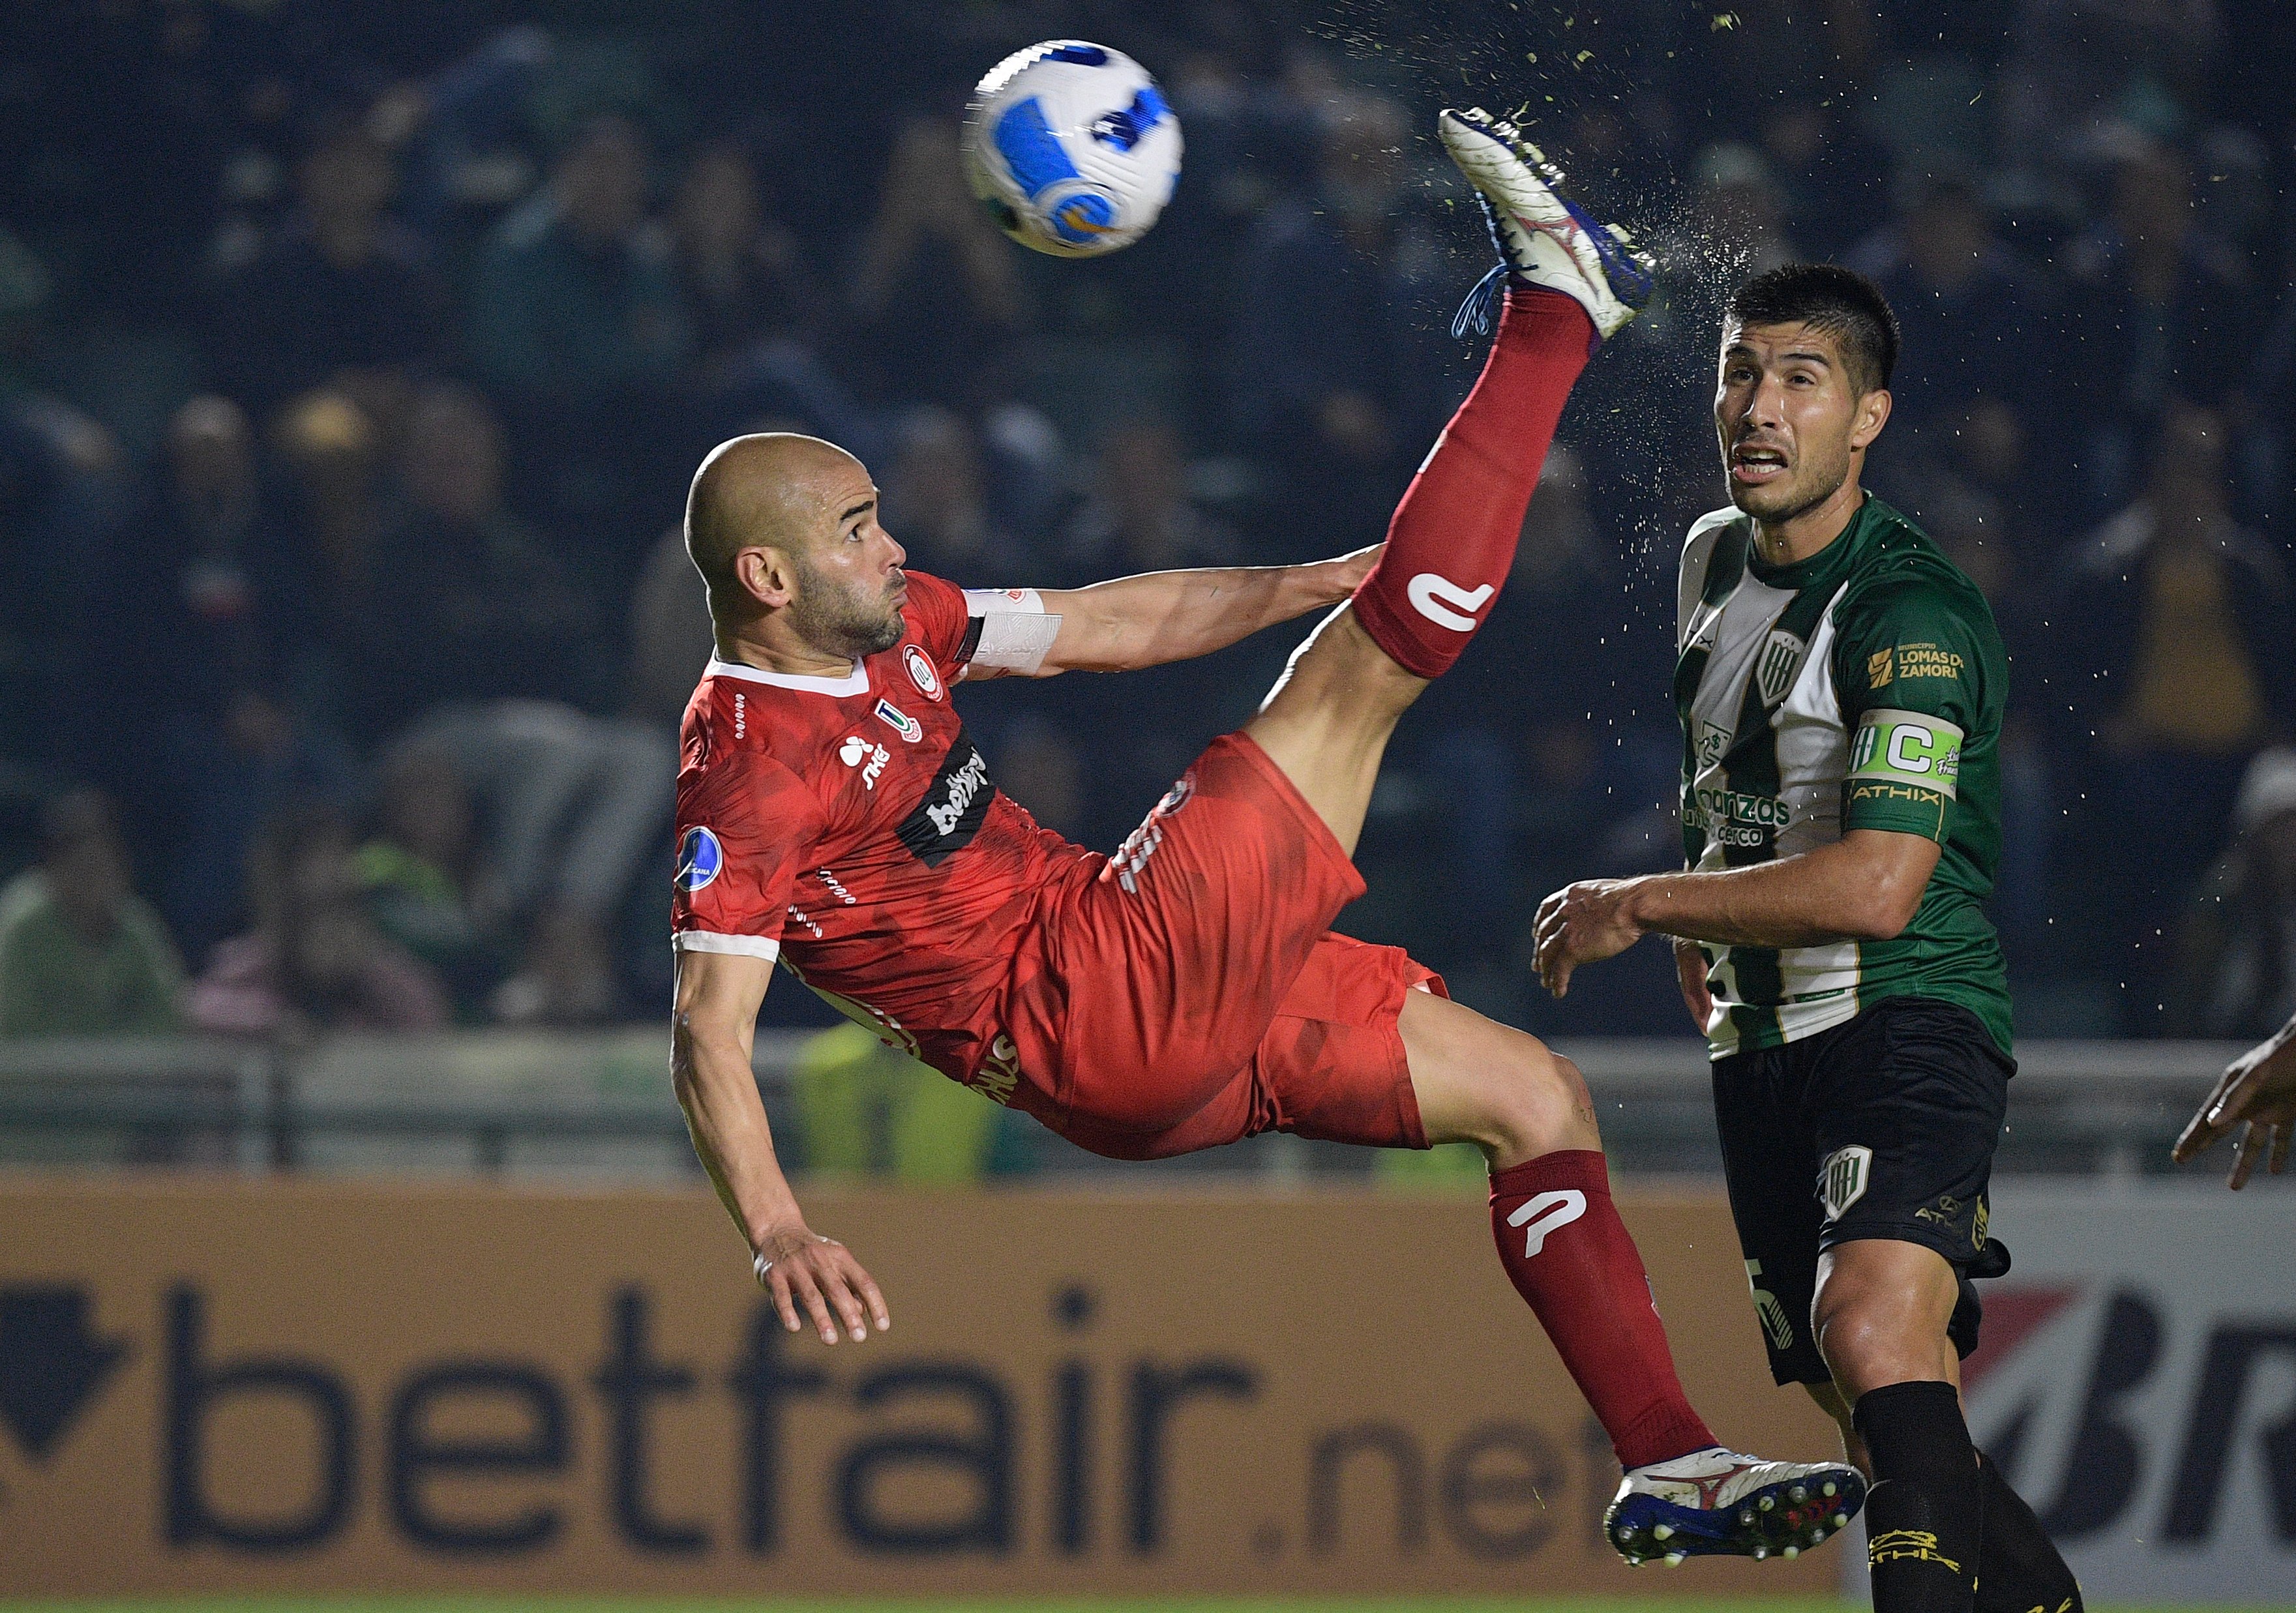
[
  {"x1": 1533, "y1": 879, "x2": 1647, "y2": 998},
  {"x1": 2171, "y1": 1018, "x2": 2296, "y2": 1190},
  {"x1": 753, "y1": 1225, "x2": 891, "y2": 1344},
  {"x1": 1673, "y1": 937, "x2": 1714, "y2": 1032}
]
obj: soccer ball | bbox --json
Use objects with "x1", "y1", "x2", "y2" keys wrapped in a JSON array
[{"x1": 961, "y1": 40, "x2": 1183, "y2": 259}]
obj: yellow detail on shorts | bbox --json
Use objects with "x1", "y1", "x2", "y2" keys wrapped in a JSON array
[{"x1": 1870, "y1": 1529, "x2": 1962, "y2": 1574}]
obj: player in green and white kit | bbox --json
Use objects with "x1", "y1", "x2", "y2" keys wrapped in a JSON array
[{"x1": 1534, "y1": 267, "x2": 2080, "y2": 1613}]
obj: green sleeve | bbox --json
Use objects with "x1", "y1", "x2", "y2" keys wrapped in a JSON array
[{"x1": 1831, "y1": 578, "x2": 1995, "y2": 842}]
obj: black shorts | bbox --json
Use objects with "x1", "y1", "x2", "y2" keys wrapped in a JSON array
[{"x1": 1711, "y1": 994, "x2": 2014, "y2": 1387}]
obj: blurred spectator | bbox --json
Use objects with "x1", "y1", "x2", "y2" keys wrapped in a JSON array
[
  {"x1": 1756, "y1": 104, "x2": 1890, "y2": 260},
  {"x1": 0, "y1": 792, "x2": 183, "y2": 1037},
  {"x1": 2053, "y1": 400, "x2": 2296, "y2": 992},
  {"x1": 882, "y1": 406, "x2": 1036, "y2": 578},
  {"x1": 847, "y1": 117, "x2": 1026, "y2": 407},
  {"x1": 1692, "y1": 143, "x2": 1800, "y2": 279},
  {"x1": 189, "y1": 806, "x2": 448, "y2": 1036},
  {"x1": 391, "y1": 701, "x2": 673, "y2": 1022},
  {"x1": 209, "y1": 115, "x2": 443, "y2": 418},
  {"x1": 1845, "y1": 179, "x2": 2059, "y2": 440},
  {"x1": 628, "y1": 524, "x2": 717, "y2": 732},
  {"x1": 344, "y1": 383, "x2": 608, "y2": 743},
  {"x1": 466, "y1": 113, "x2": 690, "y2": 420},
  {"x1": 2171, "y1": 747, "x2": 2296, "y2": 1037},
  {"x1": 2063, "y1": 141, "x2": 2267, "y2": 511},
  {"x1": 353, "y1": 747, "x2": 505, "y2": 1020},
  {"x1": 671, "y1": 140, "x2": 822, "y2": 365},
  {"x1": 1062, "y1": 419, "x2": 1238, "y2": 577},
  {"x1": 1229, "y1": 91, "x2": 1468, "y2": 544}
]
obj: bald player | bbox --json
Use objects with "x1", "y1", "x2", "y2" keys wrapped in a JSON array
[{"x1": 667, "y1": 111, "x2": 1866, "y2": 1563}]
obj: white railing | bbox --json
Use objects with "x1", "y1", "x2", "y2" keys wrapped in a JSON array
[{"x1": 0, "y1": 1032, "x2": 2266, "y2": 1183}]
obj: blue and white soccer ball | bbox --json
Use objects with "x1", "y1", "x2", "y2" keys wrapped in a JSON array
[{"x1": 961, "y1": 40, "x2": 1182, "y2": 259}]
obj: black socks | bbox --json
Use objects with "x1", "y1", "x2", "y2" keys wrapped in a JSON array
[
  {"x1": 1855, "y1": 1380, "x2": 1984, "y2": 1613},
  {"x1": 1973, "y1": 1451, "x2": 2083, "y2": 1613}
]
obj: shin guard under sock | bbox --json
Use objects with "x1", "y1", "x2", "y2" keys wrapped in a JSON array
[
  {"x1": 1856, "y1": 1380, "x2": 1983, "y2": 1613},
  {"x1": 1350, "y1": 286, "x2": 1596, "y2": 679},
  {"x1": 1974, "y1": 1451, "x2": 2081, "y2": 1613},
  {"x1": 1487, "y1": 1149, "x2": 1716, "y2": 1470}
]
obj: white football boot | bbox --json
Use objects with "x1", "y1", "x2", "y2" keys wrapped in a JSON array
[
  {"x1": 1604, "y1": 1445, "x2": 1866, "y2": 1567},
  {"x1": 1439, "y1": 106, "x2": 1656, "y2": 340}
]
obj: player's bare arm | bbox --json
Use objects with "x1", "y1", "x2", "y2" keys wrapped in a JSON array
[
  {"x1": 1534, "y1": 829, "x2": 1941, "y2": 998},
  {"x1": 2172, "y1": 1008, "x2": 2296, "y2": 1188},
  {"x1": 1006, "y1": 546, "x2": 1380, "y2": 678},
  {"x1": 671, "y1": 947, "x2": 888, "y2": 1344}
]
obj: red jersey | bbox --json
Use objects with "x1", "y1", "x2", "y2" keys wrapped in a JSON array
[{"x1": 671, "y1": 571, "x2": 1092, "y2": 1076}]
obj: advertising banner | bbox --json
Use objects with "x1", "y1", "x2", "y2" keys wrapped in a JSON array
[
  {"x1": 0, "y1": 1177, "x2": 1836, "y2": 1596},
  {"x1": 1962, "y1": 1183, "x2": 2296, "y2": 1604}
]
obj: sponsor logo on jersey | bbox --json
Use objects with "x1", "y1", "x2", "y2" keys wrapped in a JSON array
[
  {"x1": 876, "y1": 698, "x2": 923, "y2": 742},
  {"x1": 1755, "y1": 627, "x2": 1806, "y2": 708},
  {"x1": 674, "y1": 826, "x2": 724, "y2": 893},
  {"x1": 1504, "y1": 1189, "x2": 1587, "y2": 1256},
  {"x1": 896, "y1": 729, "x2": 996, "y2": 867},
  {"x1": 1695, "y1": 720, "x2": 1732, "y2": 769},
  {"x1": 904, "y1": 645, "x2": 944, "y2": 700},
  {"x1": 1686, "y1": 786, "x2": 1792, "y2": 830},
  {"x1": 839, "y1": 734, "x2": 891, "y2": 790},
  {"x1": 1818, "y1": 1144, "x2": 1872, "y2": 1221},
  {"x1": 1893, "y1": 642, "x2": 1963, "y2": 681},
  {"x1": 1868, "y1": 647, "x2": 1895, "y2": 689},
  {"x1": 1405, "y1": 572, "x2": 1495, "y2": 632}
]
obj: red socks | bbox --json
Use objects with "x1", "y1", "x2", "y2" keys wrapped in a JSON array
[
  {"x1": 1350, "y1": 287, "x2": 1596, "y2": 679},
  {"x1": 1489, "y1": 1149, "x2": 1717, "y2": 1471}
]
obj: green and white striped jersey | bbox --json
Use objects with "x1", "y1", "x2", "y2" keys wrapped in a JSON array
[{"x1": 1674, "y1": 494, "x2": 2012, "y2": 1058}]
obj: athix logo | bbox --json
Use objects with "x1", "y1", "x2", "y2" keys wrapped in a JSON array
[
  {"x1": 1504, "y1": 1190, "x2": 1587, "y2": 1256},
  {"x1": 876, "y1": 699, "x2": 923, "y2": 743},
  {"x1": 1405, "y1": 574, "x2": 1494, "y2": 632}
]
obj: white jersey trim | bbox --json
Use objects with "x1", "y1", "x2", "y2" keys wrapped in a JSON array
[
  {"x1": 671, "y1": 930, "x2": 783, "y2": 961},
  {"x1": 704, "y1": 657, "x2": 869, "y2": 697}
]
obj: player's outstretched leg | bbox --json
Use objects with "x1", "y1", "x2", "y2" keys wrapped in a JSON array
[
  {"x1": 1401, "y1": 990, "x2": 1866, "y2": 1567},
  {"x1": 1347, "y1": 107, "x2": 1653, "y2": 681},
  {"x1": 1246, "y1": 110, "x2": 1652, "y2": 855}
]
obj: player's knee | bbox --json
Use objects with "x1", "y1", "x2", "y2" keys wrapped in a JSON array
[
  {"x1": 1811, "y1": 1284, "x2": 1941, "y2": 1398},
  {"x1": 1478, "y1": 1035, "x2": 1601, "y2": 1166}
]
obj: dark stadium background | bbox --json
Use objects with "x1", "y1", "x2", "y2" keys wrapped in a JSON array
[{"x1": 0, "y1": 2, "x2": 2292, "y2": 1608}]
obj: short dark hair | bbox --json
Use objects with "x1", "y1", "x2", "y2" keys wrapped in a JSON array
[{"x1": 1724, "y1": 263, "x2": 1901, "y2": 396}]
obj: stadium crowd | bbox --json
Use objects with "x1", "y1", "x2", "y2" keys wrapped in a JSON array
[{"x1": 1, "y1": 0, "x2": 2293, "y2": 1041}]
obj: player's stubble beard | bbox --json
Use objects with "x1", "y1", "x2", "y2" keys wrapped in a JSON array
[
  {"x1": 786, "y1": 550, "x2": 905, "y2": 661},
  {"x1": 1724, "y1": 424, "x2": 1855, "y2": 530}
]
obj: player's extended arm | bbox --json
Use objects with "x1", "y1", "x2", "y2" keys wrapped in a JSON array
[
  {"x1": 2171, "y1": 1010, "x2": 2296, "y2": 1189},
  {"x1": 1022, "y1": 546, "x2": 1379, "y2": 676},
  {"x1": 1534, "y1": 829, "x2": 1941, "y2": 998},
  {"x1": 671, "y1": 947, "x2": 888, "y2": 1342}
]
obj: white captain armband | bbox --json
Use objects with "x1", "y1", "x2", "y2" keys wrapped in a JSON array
[{"x1": 959, "y1": 588, "x2": 1062, "y2": 676}]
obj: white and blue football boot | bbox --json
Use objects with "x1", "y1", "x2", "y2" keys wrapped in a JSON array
[
  {"x1": 1605, "y1": 1445, "x2": 1867, "y2": 1567},
  {"x1": 1439, "y1": 106, "x2": 1656, "y2": 341}
]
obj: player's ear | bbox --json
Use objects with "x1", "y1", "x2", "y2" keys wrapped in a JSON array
[
  {"x1": 737, "y1": 545, "x2": 798, "y2": 609},
  {"x1": 1850, "y1": 386, "x2": 1892, "y2": 452}
]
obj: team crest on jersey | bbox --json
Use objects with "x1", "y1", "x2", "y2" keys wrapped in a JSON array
[
  {"x1": 674, "y1": 826, "x2": 724, "y2": 893},
  {"x1": 1755, "y1": 628, "x2": 1807, "y2": 709},
  {"x1": 875, "y1": 698, "x2": 923, "y2": 742},
  {"x1": 904, "y1": 645, "x2": 944, "y2": 701}
]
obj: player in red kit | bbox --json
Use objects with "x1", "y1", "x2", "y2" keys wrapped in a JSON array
[{"x1": 671, "y1": 110, "x2": 1866, "y2": 1565}]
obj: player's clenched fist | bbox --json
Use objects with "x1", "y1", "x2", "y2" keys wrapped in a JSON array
[
  {"x1": 2172, "y1": 1012, "x2": 2296, "y2": 1191},
  {"x1": 1534, "y1": 879, "x2": 1647, "y2": 998},
  {"x1": 753, "y1": 1226, "x2": 891, "y2": 1344}
]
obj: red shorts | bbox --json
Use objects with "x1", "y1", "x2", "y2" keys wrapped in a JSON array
[{"x1": 991, "y1": 732, "x2": 1442, "y2": 1159}]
